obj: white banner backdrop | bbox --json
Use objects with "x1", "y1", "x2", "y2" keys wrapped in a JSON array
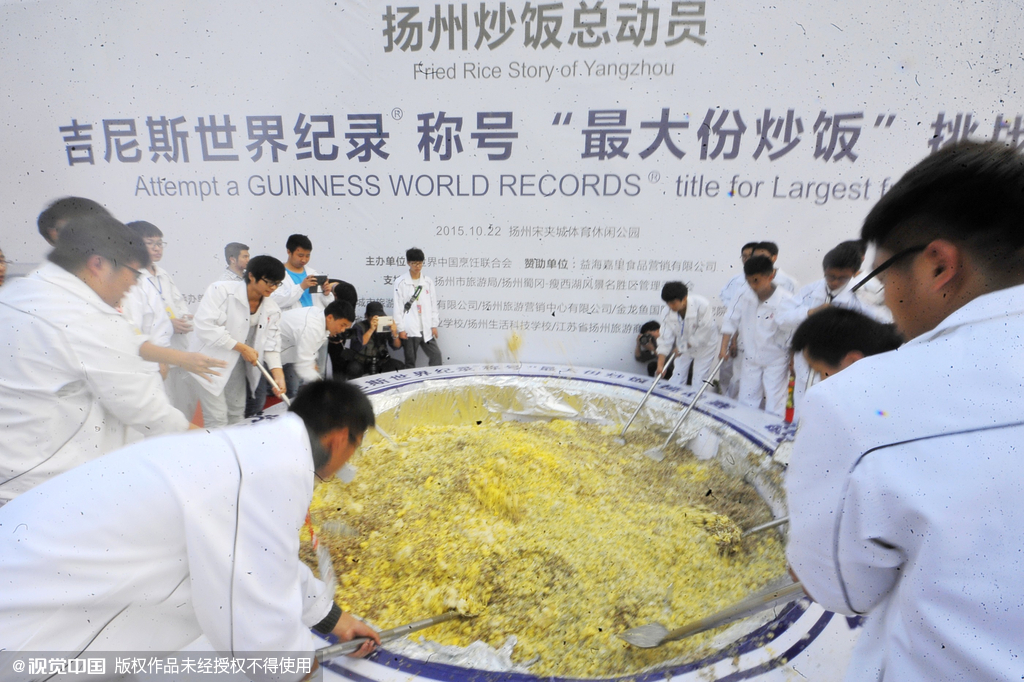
[{"x1": 1, "y1": 0, "x2": 1021, "y2": 369}]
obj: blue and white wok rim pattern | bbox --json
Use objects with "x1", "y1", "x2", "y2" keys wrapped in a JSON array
[{"x1": 320, "y1": 363, "x2": 832, "y2": 682}]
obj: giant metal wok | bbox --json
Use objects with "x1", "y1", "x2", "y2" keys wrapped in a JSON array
[{"x1": 310, "y1": 363, "x2": 859, "y2": 682}]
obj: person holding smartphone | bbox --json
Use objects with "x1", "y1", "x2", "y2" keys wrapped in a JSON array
[
  {"x1": 271, "y1": 234, "x2": 336, "y2": 311},
  {"x1": 346, "y1": 302, "x2": 403, "y2": 378}
]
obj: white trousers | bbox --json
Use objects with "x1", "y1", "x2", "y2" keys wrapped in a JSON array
[
  {"x1": 737, "y1": 356, "x2": 790, "y2": 417},
  {"x1": 722, "y1": 349, "x2": 744, "y2": 399},
  {"x1": 196, "y1": 361, "x2": 247, "y2": 428},
  {"x1": 667, "y1": 347, "x2": 718, "y2": 392}
]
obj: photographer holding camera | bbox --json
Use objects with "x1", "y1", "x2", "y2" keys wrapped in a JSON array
[
  {"x1": 345, "y1": 301, "x2": 404, "y2": 378},
  {"x1": 635, "y1": 320, "x2": 673, "y2": 379}
]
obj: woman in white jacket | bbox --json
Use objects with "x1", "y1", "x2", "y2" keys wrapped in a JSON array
[{"x1": 190, "y1": 256, "x2": 287, "y2": 427}]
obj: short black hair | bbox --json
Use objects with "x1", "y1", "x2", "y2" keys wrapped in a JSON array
[
  {"x1": 639, "y1": 320, "x2": 660, "y2": 334},
  {"x1": 822, "y1": 241, "x2": 863, "y2": 272},
  {"x1": 225, "y1": 242, "x2": 249, "y2": 264},
  {"x1": 406, "y1": 247, "x2": 425, "y2": 262},
  {"x1": 744, "y1": 255, "x2": 774, "y2": 276},
  {"x1": 38, "y1": 197, "x2": 112, "y2": 246},
  {"x1": 753, "y1": 241, "x2": 779, "y2": 257},
  {"x1": 286, "y1": 233, "x2": 313, "y2": 252},
  {"x1": 325, "y1": 300, "x2": 355, "y2": 322},
  {"x1": 48, "y1": 212, "x2": 150, "y2": 273},
  {"x1": 289, "y1": 380, "x2": 376, "y2": 465},
  {"x1": 126, "y1": 220, "x2": 163, "y2": 239},
  {"x1": 245, "y1": 255, "x2": 286, "y2": 284},
  {"x1": 839, "y1": 239, "x2": 867, "y2": 260},
  {"x1": 328, "y1": 280, "x2": 358, "y2": 307},
  {"x1": 861, "y1": 142, "x2": 1024, "y2": 277},
  {"x1": 792, "y1": 307, "x2": 903, "y2": 366},
  {"x1": 660, "y1": 281, "x2": 688, "y2": 302},
  {"x1": 742, "y1": 241, "x2": 760, "y2": 253}
]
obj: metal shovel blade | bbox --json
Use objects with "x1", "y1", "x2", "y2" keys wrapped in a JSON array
[
  {"x1": 319, "y1": 519, "x2": 359, "y2": 537},
  {"x1": 617, "y1": 622, "x2": 671, "y2": 648},
  {"x1": 643, "y1": 446, "x2": 667, "y2": 462},
  {"x1": 373, "y1": 425, "x2": 404, "y2": 449},
  {"x1": 643, "y1": 354, "x2": 727, "y2": 463},
  {"x1": 618, "y1": 580, "x2": 805, "y2": 649}
]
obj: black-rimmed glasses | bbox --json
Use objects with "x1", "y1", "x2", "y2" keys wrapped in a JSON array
[
  {"x1": 110, "y1": 259, "x2": 143, "y2": 281},
  {"x1": 850, "y1": 244, "x2": 927, "y2": 293}
]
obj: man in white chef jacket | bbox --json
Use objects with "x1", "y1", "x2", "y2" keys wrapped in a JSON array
[
  {"x1": 0, "y1": 214, "x2": 192, "y2": 505},
  {"x1": 280, "y1": 300, "x2": 355, "y2": 398},
  {"x1": 719, "y1": 256, "x2": 794, "y2": 416},
  {"x1": 786, "y1": 142, "x2": 1024, "y2": 681},
  {"x1": 654, "y1": 281, "x2": 719, "y2": 388},
  {"x1": 777, "y1": 241, "x2": 890, "y2": 421},
  {"x1": 191, "y1": 255, "x2": 288, "y2": 427},
  {"x1": 0, "y1": 380, "x2": 381, "y2": 678},
  {"x1": 718, "y1": 241, "x2": 759, "y2": 398}
]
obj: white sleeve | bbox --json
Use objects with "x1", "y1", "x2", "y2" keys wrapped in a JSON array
[
  {"x1": 832, "y1": 456, "x2": 905, "y2": 614},
  {"x1": 271, "y1": 276, "x2": 304, "y2": 310},
  {"x1": 294, "y1": 318, "x2": 324, "y2": 383},
  {"x1": 834, "y1": 290, "x2": 893, "y2": 323},
  {"x1": 392, "y1": 279, "x2": 407, "y2": 333},
  {"x1": 192, "y1": 283, "x2": 238, "y2": 352},
  {"x1": 78, "y1": 314, "x2": 189, "y2": 435},
  {"x1": 720, "y1": 296, "x2": 742, "y2": 337},
  {"x1": 655, "y1": 309, "x2": 676, "y2": 357},
  {"x1": 146, "y1": 283, "x2": 175, "y2": 347},
  {"x1": 686, "y1": 299, "x2": 718, "y2": 352},
  {"x1": 120, "y1": 285, "x2": 148, "y2": 334},
  {"x1": 184, "y1": 443, "x2": 324, "y2": 680},
  {"x1": 785, "y1": 388, "x2": 876, "y2": 615},
  {"x1": 776, "y1": 292, "x2": 811, "y2": 331},
  {"x1": 260, "y1": 301, "x2": 284, "y2": 370},
  {"x1": 297, "y1": 562, "x2": 334, "y2": 627},
  {"x1": 167, "y1": 276, "x2": 190, "y2": 318}
]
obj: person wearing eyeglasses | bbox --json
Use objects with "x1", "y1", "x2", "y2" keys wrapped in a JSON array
[
  {"x1": 0, "y1": 214, "x2": 193, "y2": 505},
  {"x1": 777, "y1": 241, "x2": 891, "y2": 422},
  {"x1": 786, "y1": 142, "x2": 1024, "y2": 682},
  {"x1": 190, "y1": 255, "x2": 288, "y2": 427},
  {"x1": 0, "y1": 380, "x2": 380, "y2": 665},
  {"x1": 119, "y1": 221, "x2": 198, "y2": 417}
]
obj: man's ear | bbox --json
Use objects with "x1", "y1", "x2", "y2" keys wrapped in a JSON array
[
  {"x1": 838, "y1": 350, "x2": 865, "y2": 371},
  {"x1": 921, "y1": 239, "x2": 962, "y2": 292}
]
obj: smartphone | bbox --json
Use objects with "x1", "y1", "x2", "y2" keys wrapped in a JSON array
[
  {"x1": 376, "y1": 315, "x2": 394, "y2": 333},
  {"x1": 310, "y1": 275, "x2": 328, "y2": 293}
]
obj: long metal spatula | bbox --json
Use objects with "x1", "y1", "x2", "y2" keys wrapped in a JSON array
[
  {"x1": 317, "y1": 611, "x2": 465, "y2": 660},
  {"x1": 643, "y1": 351, "x2": 728, "y2": 462},
  {"x1": 615, "y1": 353, "x2": 678, "y2": 444},
  {"x1": 617, "y1": 580, "x2": 805, "y2": 648},
  {"x1": 740, "y1": 516, "x2": 788, "y2": 537}
]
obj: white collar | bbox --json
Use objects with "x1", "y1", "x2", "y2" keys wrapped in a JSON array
[
  {"x1": 33, "y1": 262, "x2": 119, "y2": 313},
  {"x1": 909, "y1": 282, "x2": 1024, "y2": 346}
]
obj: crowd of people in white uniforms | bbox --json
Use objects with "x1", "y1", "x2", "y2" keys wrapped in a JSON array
[
  {"x1": 637, "y1": 238, "x2": 892, "y2": 420},
  {"x1": 1, "y1": 141, "x2": 1023, "y2": 682}
]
